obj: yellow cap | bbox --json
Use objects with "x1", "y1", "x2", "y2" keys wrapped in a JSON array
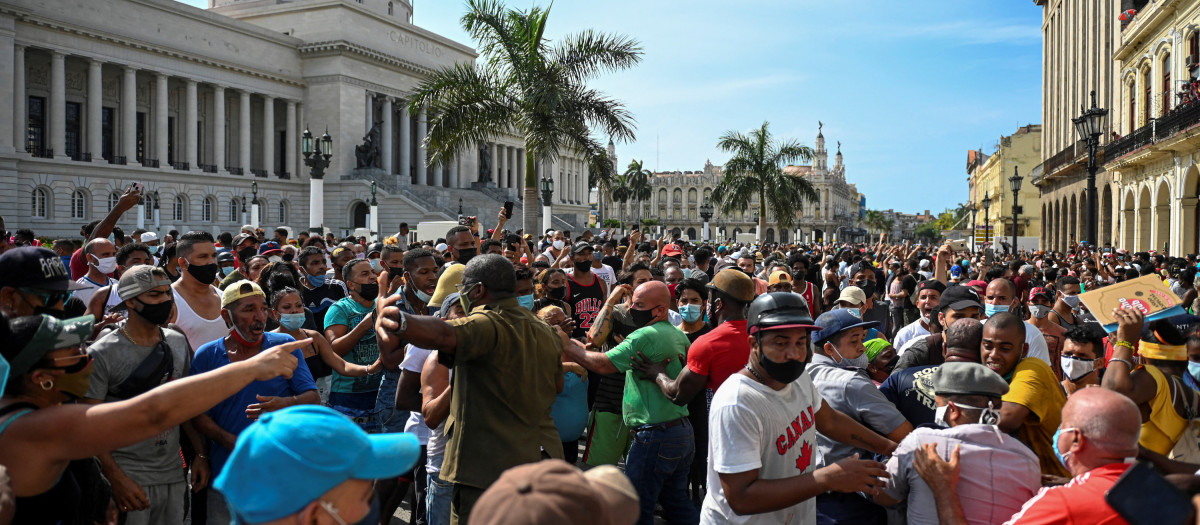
[
  {"x1": 428, "y1": 263, "x2": 465, "y2": 308},
  {"x1": 769, "y1": 270, "x2": 792, "y2": 286},
  {"x1": 222, "y1": 280, "x2": 265, "y2": 308}
]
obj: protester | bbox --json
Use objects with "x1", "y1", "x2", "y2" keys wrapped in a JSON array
[
  {"x1": 881, "y1": 319, "x2": 984, "y2": 427},
  {"x1": 471, "y1": 459, "x2": 638, "y2": 525},
  {"x1": 74, "y1": 237, "x2": 118, "y2": 304},
  {"x1": 1060, "y1": 326, "x2": 1104, "y2": 396},
  {"x1": 323, "y1": 258, "x2": 384, "y2": 432},
  {"x1": 297, "y1": 245, "x2": 348, "y2": 328},
  {"x1": 566, "y1": 241, "x2": 608, "y2": 340},
  {"x1": 171, "y1": 231, "x2": 229, "y2": 351},
  {"x1": 419, "y1": 294, "x2": 462, "y2": 525},
  {"x1": 892, "y1": 280, "x2": 944, "y2": 349}
]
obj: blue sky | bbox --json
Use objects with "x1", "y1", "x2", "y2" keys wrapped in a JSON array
[{"x1": 179, "y1": 0, "x2": 1042, "y2": 214}]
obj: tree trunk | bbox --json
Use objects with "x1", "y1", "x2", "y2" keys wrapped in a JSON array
[{"x1": 524, "y1": 150, "x2": 539, "y2": 235}]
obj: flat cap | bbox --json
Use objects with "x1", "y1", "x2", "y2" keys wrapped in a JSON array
[{"x1": 933, "y1": 362, "x2": 1009, "y2": 398}]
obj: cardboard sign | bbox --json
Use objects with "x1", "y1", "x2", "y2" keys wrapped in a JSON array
[{"x1": 1079, "y1": 274, "x2": 1187, "y2": 331}]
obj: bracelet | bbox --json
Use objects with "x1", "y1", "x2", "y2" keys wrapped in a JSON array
[
  {"x1": 1108, "y1": 357, "x2": 1135, "y2": 368},
  {"x1": 1114, "y1": 340, "x2": 1136, "y2": 351},
  {"x1": 197, "y1": 454, "x2": 209, "y2": 460},
  {"x1": 397, "y1": 311, "x2": 408, "y2": 334}
]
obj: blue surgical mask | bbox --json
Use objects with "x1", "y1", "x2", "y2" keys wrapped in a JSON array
[
  {"x1": 678, "y1": 304, "x2": 702, "y2": 323},
  {"x1": 150, "y1": 245, "x2": 161, "y2": 255},
  {"x1": 984, "y1": 303, "x2": 1010, "y2": 317},
  {"x1": 845, "y1": 308, "x2": 862, "y2": 319},
  {"x1": 221, "y1": 266, "x2": 235, "y2": 276},
  {"x1": 1052, "y1": 426, "x2": 1077, "y2": 470},
  {"x1": 1189, "y1": 361, "x2": 1200, "y2": 385},
  {"x1": 279, "y1": 313, "x2": 306, "y2": 331},
  {"x1": 518, "y1": 293, "x2": 536, "y2": 311},
  {"x1": 307, "y1": 273, "x2": 327, "y2": 287}
]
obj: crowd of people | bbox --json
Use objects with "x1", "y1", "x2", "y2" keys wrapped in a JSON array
[{"x1": 5, "y1": 183, "x2": 1200, "y2": 524}]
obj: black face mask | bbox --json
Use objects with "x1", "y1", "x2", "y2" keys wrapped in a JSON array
[
  {"x1": 548, "y1": 286, "x2": 567, "y2": 300},
  {"x1": 756, "y1": 346, "x2": 807, "y2": 383},
  {"x1": 456, "y1": 248, "x2": 477, "y2": 265},
  {"x1": 237, "y1": 247, "x2": 257, "y2": 264},
  {"x1": 135, "y1": 299, "x2": 175, "y2": 325},
  {"x1": 387, "y1": 265, "x2": 405, "y2": 278},
  {"x1": 187, "y1": 262, "x2": 220, "y2": 284},
  {"x1": 356, "y1": 282, "x2": 380, "y2": 301},
  {"x1": 630, "y1": 306, "x2": 657, "y2": 327},
  {"x1": 854, "y1": 279, "x2": 877, "y2": 298},
  {"x1": 574, "y1": 260, "x2": 593, "y2": 273}
]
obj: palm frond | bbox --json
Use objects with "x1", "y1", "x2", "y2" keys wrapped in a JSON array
[{"x1": 551, "y1": 29, "x2": 643, "y2": 82}]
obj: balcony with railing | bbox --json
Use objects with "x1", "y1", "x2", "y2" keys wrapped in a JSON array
[
  {"x1": 141, "y1": 158, "x2": 159, "y2": 168},
  {"x1": 171, "y1": 161, "x2": 190, "y2": 171},
  {"x1": 108, "y1": 155, "x2": 126, "y2": 165},
  {"x1": 251, "y1": 168, "x2": 268, "y2": 178},
  {"x1": 200, "y1": 164, "x2": 218, "y2": 173},
  {"x1": 1107, "y1": 98, "x2": 1200, "y2": 164},
  {"x1": 226, "y1": 166, "x2": 243, "y2": 175}
]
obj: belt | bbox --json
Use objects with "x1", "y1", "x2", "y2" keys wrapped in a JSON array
[{"x1": 632, "y1": 417, "x2": 687, "y2": 433}]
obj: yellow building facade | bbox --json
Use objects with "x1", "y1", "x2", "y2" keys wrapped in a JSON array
[{"x1": 968, "y1": 125, "x2": 1043, "y2": 243}]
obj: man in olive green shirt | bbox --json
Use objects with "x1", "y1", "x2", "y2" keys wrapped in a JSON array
[
  {"x1": 564, "y1": 280, "x2": 699, "y2": 525},
  {"x1": 375, "y1": 254, "x2": 563, "y2": 525}
]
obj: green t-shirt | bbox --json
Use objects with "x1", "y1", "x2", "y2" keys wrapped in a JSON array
[
  {"x1": 605, "y1": 320, "x2": 690, "y2": 427},
  {"x1": 323, "y1": 297, "x2": 381, "y2": 394}
]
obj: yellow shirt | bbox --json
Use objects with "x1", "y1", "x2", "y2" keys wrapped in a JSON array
[
  {"x1": 1139, "y1": 364, "x2": 1188, "y2": 455},
  {"x1": 1003, "y1": 358, "x2": 1070, "y2": 477}
]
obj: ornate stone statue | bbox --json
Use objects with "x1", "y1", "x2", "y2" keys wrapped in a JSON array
[
  {"x1": 478, "y1": 143, "x2": 492, "y2": 183},
  {"x1": 355, "y1": 121, "x2": 382, "y2": 169}
]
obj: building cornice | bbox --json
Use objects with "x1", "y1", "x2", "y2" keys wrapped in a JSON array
[{"x1": 299, "y1": 40, "x2": 434, "y2": 77}]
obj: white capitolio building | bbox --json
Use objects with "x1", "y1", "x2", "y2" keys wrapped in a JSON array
[{"x1": 0, "y1": 0, "x2": 593, "y2": 239}]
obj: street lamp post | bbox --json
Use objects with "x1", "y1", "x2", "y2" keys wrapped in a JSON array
[
  {"x1": 240, "y1": 196, "x2": 247, "y2": 226},
  {"x1": 136, "y1": 196, "x2": 146, "y2": 230},
  {"x1": 699, "y1": 200, "x2": 714, "y2": 241},
  {"x1": 982, "y1": 191, "x2": 992, "y2": 248},
  {"x1": 369, "y1": 181, "x2": 378, "y2": 241},
  {"x1": 302, "y1": 128, "x2": 334, "y2": 235},
  {"x1": 540, "y1": 176, "x2": 555, "y2": 234},
  {"x1": 1072, "y1": 90, "x2": 1108, "y2": 246},
  {"x1": 458, "y1": 198, "x2": 464, "y2": 219},
  {"x1": 250, "y1": 181, "x2": 260, "y2": 230},
  {"x1": 152, "y1": 191, "x2": 161, "y2": 230},
  {"x1": 1008, "y1": 166, "x2": 1022, "y2": 254},
  {"x1": 969, "y1": 203, "x2": 978, "y2": 252}
]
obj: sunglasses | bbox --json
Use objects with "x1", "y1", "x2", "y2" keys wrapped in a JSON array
[
  {"x1": 20, "y1": 288, "x2": 72, "y2": 307},
  {"x1": 38, "y1": 348, "x2": 92, "y2": 373}
]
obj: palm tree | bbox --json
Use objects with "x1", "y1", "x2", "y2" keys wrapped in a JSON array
[
  {"x1": 711, "y1": 121, "x2": 817, "y2": 242},
  {"x1": 610, "y1": 173, "x2": 632, "y2": 226},
  {"x1": 623, "y1": 159, "x2": 653, "y2": 226},
  {"x1": 408, "y1": 0, "x2": 642, "y2": 234},
  {"x1": 588, "y1": 148, "x2": 617, "y2": 226}
]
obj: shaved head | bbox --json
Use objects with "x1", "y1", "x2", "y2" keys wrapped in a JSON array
[
  {"x1": 633, "y1": 281, "x2": 671, "y2": 311},
  {"x1": 1063, "y1": 387, "x2": 1140, "y2": 457}
]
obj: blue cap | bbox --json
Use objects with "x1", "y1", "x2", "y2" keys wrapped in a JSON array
[
  {"x1": 812, "y1": 308, "x2": 880, "y2": 345},
  {"x1": 257, "y1": 241, "x2": 281, "y2": 255},
  {"x1": 215, "y1": 405, "x2": 420, "y2": 523},
  {"x1": 949, "y1": 264, "x2": 962, "y2": 278}
]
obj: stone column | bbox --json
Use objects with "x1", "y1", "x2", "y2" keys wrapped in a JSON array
[
  {"x1": 185, "y1": 79, "x2": 198, "y2": 169},
  {"x1": 582, "y1": 157, "x2": 589, "y2": 205},
  {"x1": 433, "y1": 162, "x2": 444, "y2": 187},
  {"x1": 286, "y1": 100, "x2": 297, "y2": 178},
  {"x1": 365, "y1": 92, "x2": 374, "y2": 135},
  {"x1": 416, "y1": 106, "x2": 428, "y2": 185},
  {"x1": 121, "y1": 66, "x2": 137, "y2": 162},
  {"x1": 516, "y1": 148, "x2": 525, "y2": 192},
  {"x1": 12, "y1": 45, "x2": 25, "y2": 152},
  {"x1": 213, "y1": 86, "x2": 226, "y2": 173},
  {"x1": 50, "y1": 51, "x2": 66, "y2": 158},
  {"x1": 495, "y1": 144, "x2": 505, "y2": 188},
  {"x1": 155, "y1": 73, "x2": 168, "y2": 166},
  {"x1": 239, "y1": 90, "x2": 251, "y2": 174},
  {"x1": 262, "y1": 95, "x2": 274, "y2": 175},
  {"x1": 448, "y1": 156, "x2": 459, "y2": 188},
  {"x1": 399, "y1": 103, "x2": 411, "y2": 182},
  {"x1": 87, "y1": 58, "x2": 103, "y2": 161},
  {"x1": 381, "y1": 97, "x2": 393, "y2": 174},
  {"x1": 492, "y1": 142, "x2": 501, "y2": 183}
]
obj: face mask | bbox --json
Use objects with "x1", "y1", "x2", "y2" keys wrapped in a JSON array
[
  {"x1": 186, "y1": 262, "x2": 220, "y2": 284},
  {"x1": 134, "y1": 299, "x2": 174, "y2": 326},
  {"x1": 91, "y1": 255, "x2": 118, "y2": 275},
  {"x1": 456, "y1": 247, "x2": 477, "y2": 265},
  {"x1": 149, "y1": 245, "x2": 160, "y2": 255},
  {"x1": 279, "y1": 312, "x2": 306, "y2": 331},
  {"x1": 1061, "y1": 294, "x2": 1081, "y2": 310},
  {"x1": 414, "y1": 288, "x2": 433, "y2": 303},
  {"x1": 1028, "y1": 304, "x2": 1052, "y2": 319},
  {"x1": 573, "y1": 260, "x2": 592, "y2": 273},
  {"x1": 356, "y1": 282, "x2": 380, "y2": 301},
  {"x1": 518, "y1": 293, "x2": 535, "y2": 311},
  {"x1": 459, "y1": 282, "x2": 480, "y2": 313},
  {"x1": 845, "y1": 308, "x2": 862, "y2": 319},
  {"x1": 1053, "y1": 426, "x2": 1077, "y2": 470},
  {"x1": 679, "y1": 304, "x2": 703, "y2": 323},
  {"x1": 829, "y1": 342, "x2": 869, "y2": 369},
  {"x1": 553, "y1": 240, "x2": 565, "y2": 250},
  {"x1": 933, "y1": 403, "x2": 950, "y2": 427},
  {"x1": 237, "y1": 248, "x2": 257, "y2": 263},
  {"x1": 307, "y1": 273, "x2": 327, "y2": 287},
  {"x1": 1061, "y1": 355, "x2": 1096, "y2": 382},
  {"x1": 221, "y1": 266, "x2": 235, "y2": 276},
  {"x1": 55, "y1": 360, "x2": 94, "y2": 400},
  {"x1": 984, "y1": 303, "x2": 1010, "y2": 317},
  {"x1": 1189, "y1": 361, "x2": 1200, "y2": 384},
  {"x1": 756, "y1": 347, "x2": 807, "y2": 383},
  {"x1": 548, "y1": 286, "x2": 567, "y2": 300},
  {"x1": 854, "y1": 280, "x2": 876, "y2": 298},
  {"x1": 630, "y1": 306, "x2": 657, "y2": 327},
  {"x1": 370, "y1": 259, "x2": 382, "y2": 272}
]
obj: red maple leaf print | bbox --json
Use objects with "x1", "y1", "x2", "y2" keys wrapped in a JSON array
[{"x1": 795, "y1": 441, "x2": 813, "y2": 471}]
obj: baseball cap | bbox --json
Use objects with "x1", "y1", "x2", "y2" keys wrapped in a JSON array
[
  {"x1": 0, "y1": 247, "x2": 88, "y2": 291},
  {"x1": 232, "y1": 233, "x2": 254, "y2": 249},
  {"x1": 140, "y1": 232, "x2": 158, "y2": 244},
  {"x1": 240, "y1": 224, "x2": 255, "y2": 234},
  {"x1": 716, "y1": 246, "x2": 727, "y2": 254},
  {"x1": 1029, "y1": 286, "x2": 1053, "y2": 302},
  {"x1": 707, "y1": 268, "x2": 756, "y2": 303},
  {"x1": 662, "y1": 244, "x2": 683, "y2": 257},
  {"x1": 933, "y1": 362, "x2": 1009, "y2": 398},
  {"x1": 836, "y1": 286, "x2": 866, "y2": 306},
  {"x1": 571, "y1": 241, "x2": 594, "y2": 255},
  {"x1": 768, "y1": 270, "x2": 792, "y2": 286},
  {"x1": 116, "y1": 265, "x2": 172, "y2": 302},
  {"x1": 471, "y1": 459, "x2": 638, "y2": 525},
  {"x1": 937, "y1": 285, "x2": 982, "y2": 312},
  {"x1": 949, "y1": 265, "x2": 963, "y2": 278},
  {"x1": 812, "y1": 308, "x2": 880, "y2": 345},
  {"x1": 257, "y1": 241, "x2": 280, "y2": 255},
  {"x1": 916, "y1": 280, "x2": 946, "y2": 296},
  {"x1": 919, "y1": 259, "x2": 931, "y2": 269},
  {"x1": 434, "y1": 242, "x2": 449, "y2": 252},
  {"x1": 221, "y1": 280, "x2": 265, "y2": 308},
  {"x1": 8, "y1": 314, "x2": 94, "y2": 379},
  {"x1": 215, "y1": 405, "x2": 420, "y2": 524}
]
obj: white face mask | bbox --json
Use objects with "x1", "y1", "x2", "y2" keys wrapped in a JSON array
[
  {"x1": 1060, "y1": 355, "x2": 1096, "y2": 381},
  {"x1": 553, "y1": 240, "x2": 565, "y2": 250},
  {"x1": 90, "y1": 255, "x2": 118, "y2": 274},
  {"x1": 829, "y1": 342, "x2": 868, "y2": 369},
  {"x1": 1060, "y1": 294, "x2": 1081, "y2": 311}
]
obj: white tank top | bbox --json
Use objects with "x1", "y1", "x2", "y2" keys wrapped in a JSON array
[{"x1": 173, "y1": 285, "x2": 229, "y2": 352}]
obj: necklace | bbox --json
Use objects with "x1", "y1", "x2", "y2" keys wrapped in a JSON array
[
  {"x1": 745, "y1": 363, "x2": 768, "y2": 384},
  {"x1": 120, "y1": 323, "x2": 159, "y2": 347}
]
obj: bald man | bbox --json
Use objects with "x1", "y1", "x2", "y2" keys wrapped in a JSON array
[
  {"x1": 563, "y1": 280, "x2": 699, "y2": 524},
  {"x1": 915, "y1": 387, "x2": 1140, "y2": 525},
  {"x1": 981, "y1": 278, "x2": 1052, "y2": 367}
]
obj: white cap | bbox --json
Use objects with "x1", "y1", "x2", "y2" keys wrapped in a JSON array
[
  {"x1": 919, "y1": 259, "x2": 930, "y2": 269},
  {"x1": 435, "y1": 242, "x2": 449, "y2": 252},
  {"x1": 140, "y1": 232, "x2": 158, "y2": 243}
]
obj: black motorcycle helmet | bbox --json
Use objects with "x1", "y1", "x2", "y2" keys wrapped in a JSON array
[{"x1": 747, "y1": 292, "x2": 821, "y2": 335}]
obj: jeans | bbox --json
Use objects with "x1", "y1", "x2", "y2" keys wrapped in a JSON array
[
  {"x1": 625, "y1": 418, "x2": 699, "y2": 525},
  {"x1": 375, "y1": 368, "x2": 409, "y2": 433},
  {"x1": 426, "y1": 454, "x2": 453, "y2": 525}
]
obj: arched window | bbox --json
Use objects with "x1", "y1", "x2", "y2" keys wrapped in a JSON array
[
  {"x1": 31, "y1": 187, "x2": 49, "y2": 218},
  {"x1": 203, "y1": 196, "x2": 214, "y2": 223},
  {"x1": 278, "y1": 201, "x2": 289, "y2": 225},
  {"x1": 144, "y1": 194, "x2": 154, "y2": 221},
  {"x1": 1162, "y1": 53, "x2": 1172, "y2": 115},
  {"x1": 71, "y1": 189, "x2": 87, "y2": 220},
  {"x1": 257, "y1": 198, "x2": 266, "y2": 223},
  {"x1": 109, "y1": 191, "x2": 121, "y2": 211},
  {"x1": 174, "y1": 195, "x2": 186, "y2": 222},
  {"x1": 229, "y1": 198, "x2": 240, "y2": 222}
]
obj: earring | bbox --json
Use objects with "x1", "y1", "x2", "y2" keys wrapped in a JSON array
[{"x1": 40, "y1": 379, "x2": 54, "y2": 391}]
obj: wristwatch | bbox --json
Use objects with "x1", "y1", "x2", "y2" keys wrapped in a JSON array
[{"x1": 397, "y1": 310, "x2": 408, "y2": 334}]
